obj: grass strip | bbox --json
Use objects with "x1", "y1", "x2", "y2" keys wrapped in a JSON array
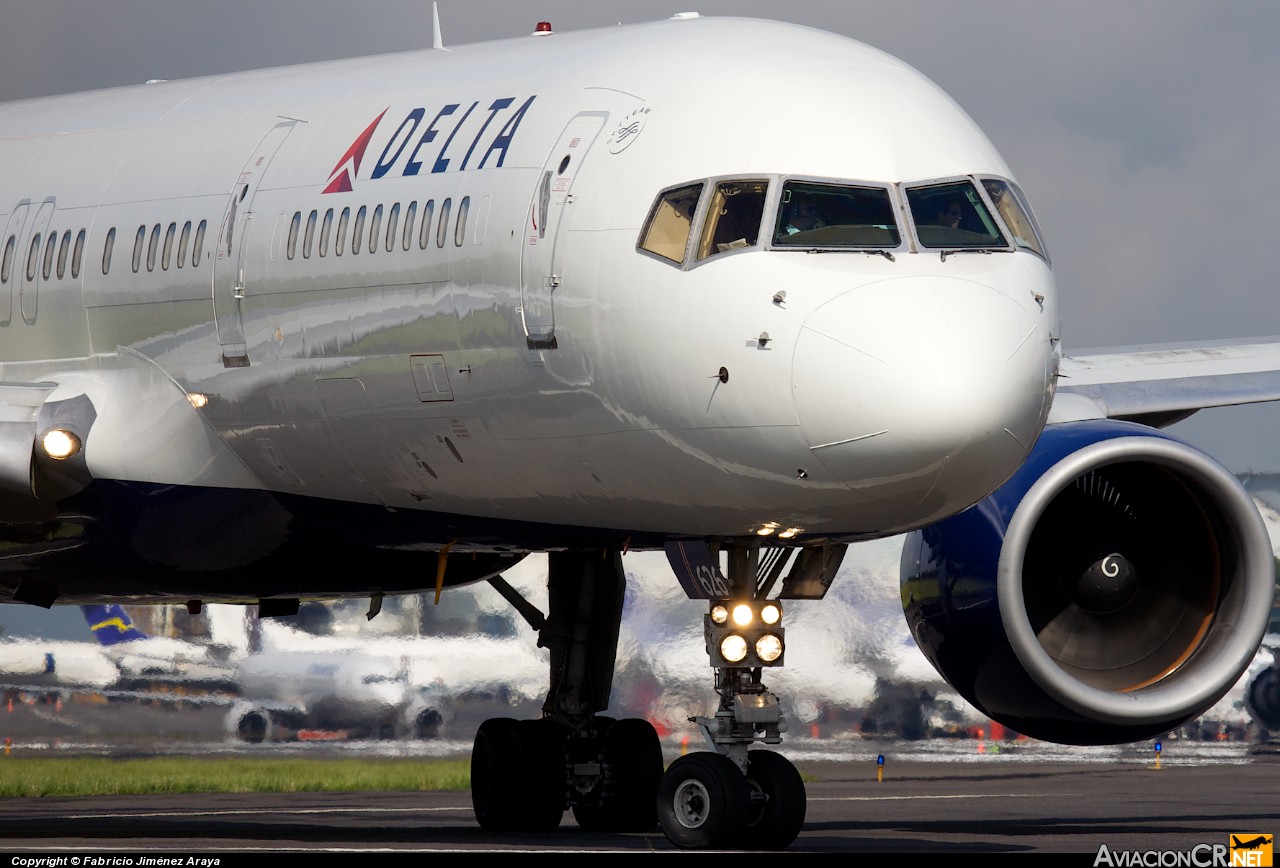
[{"x1": 0, "y1": 756, "x2": 471, "y2": 797}]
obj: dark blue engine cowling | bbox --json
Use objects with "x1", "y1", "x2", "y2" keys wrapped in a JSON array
[{"x1": 901, "y1": 419, "x2": 1274, "y2": 745}]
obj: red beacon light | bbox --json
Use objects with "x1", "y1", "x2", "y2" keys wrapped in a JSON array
[{"x1": 532, "y1": 21, "x2": 554, "y2": 36}]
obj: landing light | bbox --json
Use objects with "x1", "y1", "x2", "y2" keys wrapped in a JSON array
[
  {"x1": 756, "y1": 521, "x2": 780, "y2": 537},
  {"x1": 705, "y1": 598, "x2": 786, "y2": 668},
  {"x1": 186, "y1": 392, "x2": 209, "y2": 409},
  {"x1": 41, "y1": 428, "x2": 81, "y2": 460},
  {"x1": 756, "y1": 634, "x2": 783, "y2": 663},
  {"x1": 720, "y1": 635, "x2": 749, "y2": 664}
]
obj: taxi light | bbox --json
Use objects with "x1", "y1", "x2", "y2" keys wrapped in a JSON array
[
  {"x1": 706, "y1": 598, "x2": 786, "y2": 668},
  {"x1": 720, "y1": 634, "x2": 749, "y2": 664},
  {"x1": 186, "y1": 392, "x2": 209, "y2": 409},
  {"x1": 41, "y1": 429, "x2": 81, "y2": 460},
  {"x1": 756, "y1": 521, "x2": 780, "y2": 536},
  {"x1": 756, "y1": 633, "x2": 784, "y2": 663}
]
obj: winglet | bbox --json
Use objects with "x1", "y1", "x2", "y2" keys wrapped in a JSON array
[
  {"x1": 81, "y1": 604, "x2": 149, "y2": 645},
  {"x1": 432, "y1": 2, "x2": 445, "y2": 50}
]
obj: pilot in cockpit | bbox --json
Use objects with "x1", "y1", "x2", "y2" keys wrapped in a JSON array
[
  {"x1": 781, "y1": 193, "x2": 825, "y2": 236},
  {"x1": 933, "y1": 197, "x2": 964, "y2": 230}
]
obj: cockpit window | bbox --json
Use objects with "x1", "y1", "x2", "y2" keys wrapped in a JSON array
[
  {"x1": 981, "y1": 178, "x2": 1049, "y2": 262},
  {"x1": 697, "y1": 180, "x2": 768, "y2": 261},
  {"x1": 772, "y1": 181, "x2": 899, "y2": 248},
  {"x1": 639, "y1": 182, "x2": 703, "y2": 264},
  {"x1": 905, "y1": 180, "x2": 1007, "y2": 249}
]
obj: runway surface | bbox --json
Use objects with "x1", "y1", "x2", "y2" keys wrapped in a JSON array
[{"x1": 3, "y1": 738, "x2": 1278, "y2": 854}]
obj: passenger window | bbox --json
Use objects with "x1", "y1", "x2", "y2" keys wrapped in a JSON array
[
  {"x1": 319, "y1": 209, "x2": 333, "y2": 257},
  {"x1": 192, "y1": 220, "x2": 207, "y2": 267},
  {"x1": 1, "y1": 235, "x2": 13, "y2": 283},
  {"x1": 352, "y1": 206, "x2": 366, "y2": 255},
  {"x1": 368, "y1": 204, "x2": 383, "y2": 254},
  {"x1": 146, "y1": 223, "x2": 160, "y2": 272},
  {"x1": 177, "y1": 222, "x2": 191, "y2": 269},
  {"x1": 403, "y1": 202, "x2": 417, "y2": 251},
  {"x1": 162, "y1": 222, "x2": 176, "y2": 270},
  {"x1": 455, "y1": 196, "x2": 470, "y2": 246},
  {"x1": 336, "y1": 208, "x2": 350, "y2": 256},
  {"x1": 287, "y1": 212, "x2": 301, "y2": 260},
  {"x1": 436, "y1": 198, "x2": 452, "y2": 248},
  {"x1": 131, "y1": 226, "x2": 144, "y2": 273},
  {"x1": 906, "y1": 181, "x2": 1006, "y2": 249},
  {"x1": 303, "y1": 211, "x2": 317, "y2": 259},
  {"x1": 56, "y1": 230, "x2": 71, "y2": 279},
  {"x1": 72, "y1": 229, "x2": 85, "y2": 279},
  {"x1": 639, "y1": 183, "x2": 703, "y2": 264},
  {"x1": 419, "y1": 200, "x2": 435, "y2": 250},
  {"x1": 42, "y1": 233, "x2": 56, "y2": 280},
  {"x1": 387, "y1": 203, "x2": 400, "y2": 253},
  {"x1": 981, "y1": 178, "x2": 1049, "y2": 262},
  {"x1": 103, "y1": 228, "x2": 116, "y2": 275},
  {"x1": 27, "y1": 234, "x2": 41, "y2": 281},
  {"x1": 773, "y1": 181, "x2": 900, "y2": 248}
]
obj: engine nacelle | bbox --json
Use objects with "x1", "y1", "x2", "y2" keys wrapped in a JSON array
[
  {"x1": 1246, "y1": 662, "x2": 1280, "y2": 733},
  {"x1": 901, "y1": 420, "x2": 1274, "y2": 744},
  {"x1": 227, "y1": 702, "x2": 274, "y2": 743}
]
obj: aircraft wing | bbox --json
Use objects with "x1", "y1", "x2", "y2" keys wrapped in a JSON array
[
  {"x1": 0, "y1": 361, "x2": 260, "y2": 512},
  {"x1": 1051, "y1": 338, "x2": 1280, "y2": 427}
]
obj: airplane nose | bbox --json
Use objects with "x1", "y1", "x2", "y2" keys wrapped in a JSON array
[{"x1": 792, "y1": 276, "x2": 1051, "y2": 516}]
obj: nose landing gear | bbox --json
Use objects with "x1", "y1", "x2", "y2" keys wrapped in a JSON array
[{"x1": 470, "y1": 542, "x2": 829, "y2": 850}]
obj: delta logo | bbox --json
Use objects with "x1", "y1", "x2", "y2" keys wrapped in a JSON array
[{"x1": 323, "y1": 95, "x2": 537, "y2": 194}]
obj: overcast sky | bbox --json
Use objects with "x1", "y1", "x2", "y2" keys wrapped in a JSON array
[{"x1": 2, "y1": 0, "x2": 1278, "y2": 638}]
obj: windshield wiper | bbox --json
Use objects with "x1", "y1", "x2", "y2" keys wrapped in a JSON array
[
  {"x1": 939, "y1": 248, "x2": 999, "y2": 262},
  {"x1": 801, "y1": 248, "x2": 896, "y2": 261}
]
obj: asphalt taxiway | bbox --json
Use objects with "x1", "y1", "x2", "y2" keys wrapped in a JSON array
[{"x1": 2, "y1": 741, "x2": 1278, "y2": 854}]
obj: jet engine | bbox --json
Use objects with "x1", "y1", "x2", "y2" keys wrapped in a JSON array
[
  {"x1": 900, "y1": 420, "x2": 1274, "y2": 744},
  {"x1": 227, "y1": 702, "x2": 274, "y2": 744},
  {"x1": 1246, "y1": 659, "x2": 1280, "y2": 734}
]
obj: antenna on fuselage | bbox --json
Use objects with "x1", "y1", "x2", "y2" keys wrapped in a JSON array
[{"x1": 432, "y1": 2, "x2": 446, "y2": 50}]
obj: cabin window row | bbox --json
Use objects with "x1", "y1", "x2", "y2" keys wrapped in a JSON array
[
  {"x1": 284, "y1": 196, "x2": 472, "y2": 262},
  {"x1": 118, "y1": 220, "x2": 210, "y2": 275},
  {"x1": 0, "y1": 228, "x2": 87, "y2": 285}
]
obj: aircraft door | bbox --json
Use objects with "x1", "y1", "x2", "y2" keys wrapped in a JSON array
[
  {"x1": 18, "y1": 199, "x2": 54, "y2": 326},
  {"x1": 213, "y1": 120, "x2": 297, "y2": 367},
  {"x1": 520, "y1": 112, "x2": 606, "y2": 349},
  {"x1": 0, "y1": 202, "x2": 30, "y2": 327}
]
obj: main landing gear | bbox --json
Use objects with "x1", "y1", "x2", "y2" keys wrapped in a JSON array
[
  {"x1": 472, "y1": 551, "x2": 665, "y2": 834},
  {"x1": 472, "y1": 543, "x2": 828, "y2": 850}
]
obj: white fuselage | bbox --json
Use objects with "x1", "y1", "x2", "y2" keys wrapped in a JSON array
[{"x1": 0, "y1": 16, "x2": 1057, "y2": 547}]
